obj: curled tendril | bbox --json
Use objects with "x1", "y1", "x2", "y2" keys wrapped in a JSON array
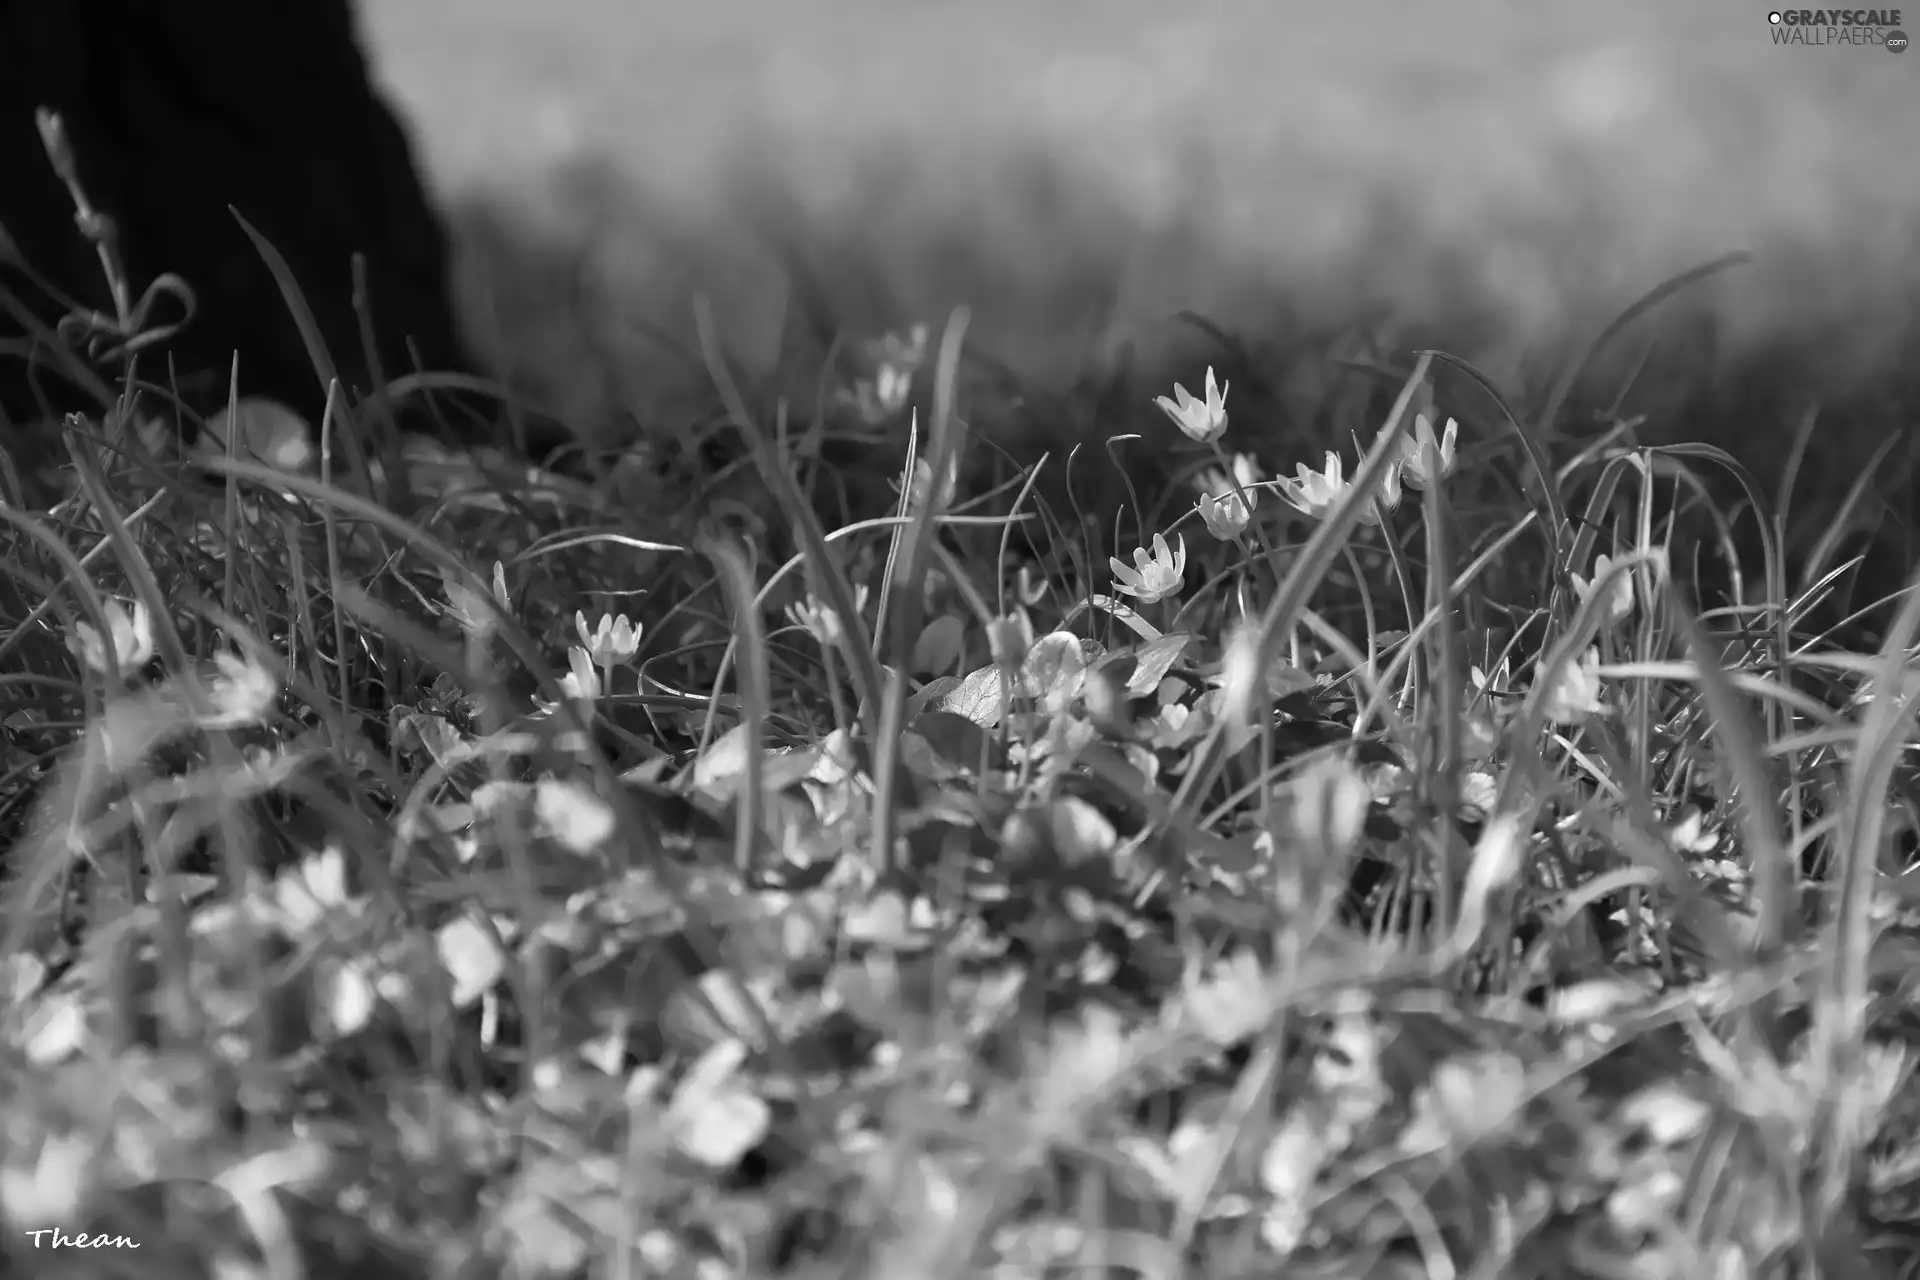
[{"x1": 55, "y1": 272, "x2": 197, "y2": 365}]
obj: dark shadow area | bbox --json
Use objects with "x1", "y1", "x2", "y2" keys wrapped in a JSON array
[{"x1": 0, "y1": 0, "x2": 470, "y2": 436}]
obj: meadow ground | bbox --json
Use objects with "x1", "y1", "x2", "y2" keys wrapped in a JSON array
[{"x1": 4, "y1": 5, "x2": 1920, "y2": 1279}]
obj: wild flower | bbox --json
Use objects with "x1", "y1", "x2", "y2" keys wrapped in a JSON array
[
  {"x1": 70, "y1": 598, "x2": 153, "y2": 676},
  {"x1": 1275, "y1": 452, "x2": 1344, "y2": 521},
  {"x1": 576, "y1": 610, "x2": 642, "y2": 665},
  {"x1": 1571, "y1": 554, "x2": 1635, "y2": 627},
  {"x1": 1291, "y1": 755, "x2": 1373, "y2": 856},
  {"x1": 1154, "y1": 367, "x2": 1229, "y2": 444},
  {"x1": 850, "y1": 365, "x2": 914, "y2": 423},
  {"x1": 785, "y1": 584, "x2": 870, "y2": 647},
  {"x1": 1396, "y1": 413, "x2": 1458, "y2": 490},
  {"x1": 1109, "y1": 532, "x2": 1187, "y2": 605},
  {"x1": 1539, "y1": 647, "x2": 1605, "y2": 725},
  {"x1": 535, "y1": 645, "x2": 603, "y2": 723},
  {"x1": 200, "y1": 397, "x2": 314, "y2": 472},
  {"x1": 271, "y1": 845, "x2": 353, "y2": 936},
  {"x1": 842, "y1": 324, "x2": 929, "y2": 424},
  {"x1": 986, "y1": 607, "x2": 1036, "y2": 668},
  {"x1": 1275, "y1": 451, "x2": 1402, "y2": 525},
  {"x1": 1196, "y1": 453, "x2": 1261, "y2": 541},
  {"x1": 200, "y1": 650, "x2": 278, "y2": 728}
]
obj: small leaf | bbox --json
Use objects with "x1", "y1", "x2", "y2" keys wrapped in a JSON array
[
  {"x1": 907, "y1": 675, "x2": 962, "y2": 718},
  {"x1": 936, "y1": 664, "x2": 1007, "y2": 728},
  {"x1": 910, "y1": 710, "x2": 993, "y2": 771},
  {"x1": 911, "y1": 614, "x2": 967, "y2": 677},
  {"x1": 1089, "y1": 595, "x2": 1163, "y2": 641},
  {"x1": 1123, "y1": 632, "x2": 1192, "y2": 697},
  {"x1": 692, "y1": 723, "x2": 752, "y2": 791},
  {"x1": 1263, "y1": 663, "x2": 1317, "y2": 699},
  {"x1": 399, "y1": 712, "x2": 464, "y2": 769}
]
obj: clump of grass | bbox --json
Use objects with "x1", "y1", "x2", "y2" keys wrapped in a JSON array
[{"x1": 4, "y1": 120, "x2": 1920, "y2": 1280}]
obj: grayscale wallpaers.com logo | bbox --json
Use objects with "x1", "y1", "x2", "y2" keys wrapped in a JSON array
[{"x1": 1769, "y1": 8, "x2": 1908, "y2": 48}]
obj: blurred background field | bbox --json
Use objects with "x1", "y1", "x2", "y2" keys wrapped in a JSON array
[{"x1": 359, "y1": 0, "x2": 1918, "y2": 456}]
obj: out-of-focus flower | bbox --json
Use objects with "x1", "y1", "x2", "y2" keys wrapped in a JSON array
[
  {"x1": 879, "y1": 322, "x2": 931, "y2": 369},
  {"x1": 876, "y1": 365, "x2": 913, "y2": 413},
  {"x1": 1399, "y1": 1052, "x2": 1527, "y2": 1153},
  {"x1": 272, "y1": 845, "x2": 353, "y2": 936},
  {"x1": 1571, "y1": 553, "x2": 1635, "y2": 627},
  {"x1": 1110, "y1": 533, "x2": 1187, "y2": 605},
  {"x1": 666, "y1": 1039, "x2": 771, "y2": 1170},
  {"x1": 851, "y1": 369, "x2": 912, "y2": 423},
  {"x1": 535, "y1": 646, "x2": 603, "y2": 722},
  {"x1": 1667, "y1": 808, "x2": 1720, "y2": 854},
  {"x1": 987, "y1": 607, "x2": 1036, "y2": 668},
  {"x1": 1459, "y1": 814, "x2": 1528, "y2": 930},
  {"x1": 1538, "y1": 647, "x2": 1605, "y2": 725},
  {"x1": 1292, "y1": 755, "x2": 1372, "y2": 856},
  {"x1": 1196, "y1": 453, "x2": 1262, "y2": 541},
  {"x1": 1155, "y1": 367, "x2": 1229, "y2": 444},
  {"x1": 70, "y1": 598, "x2": 153, "y2": 676},
  {"x1": 1183, "y1": 949, "x2": 1270, "y2": 1047},
  {"x1": 436, "y1": 915, "x2": 507, "y2": 1009},
  {"x1": 576, "y1": 611, "x2": 641, "y2": 665},
  {"x1": 534, "y1": 777, "x2": 616, "y2": 854},
  {"x1": 1396, "y1": 413, "x2": 1458, "y2": 490},
  {"x1": 200, "y1": 397, "x2": 313, "y2": 472},
  {"x1": 201, "y1": 650, "x2": 278, "y2": 728},
  {"x1": 785, "y1": 584, "x2": 870, "y2": 647},
  {"x1": 1360, "y1": 457, "x2": 1404, "y2": 525},
  {"x1": 1465, "y1": 657, "x2": 1515, "y2": 747},
  {"x1": 1218, "y1": 621, "x2": 1264, "y2": 733},
  {"x1": 0, "y1": 1132, "x2": 94, "y2": 1228},
  {"x1": 1274, "y1": 452, "x2": 1402, "y2": 525},
  {"x1": 908, "y1": 454, "x2": 957, "y2": 512},
  {"x1": 843, "y1": 325, "x2": 929, "y2": 424},
  {"x1": 559, "y1": 646, "x2": 600, "y2": 701},
  {"x1": 441, "y1": 571, "x2": 498, "y2": 641}
]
